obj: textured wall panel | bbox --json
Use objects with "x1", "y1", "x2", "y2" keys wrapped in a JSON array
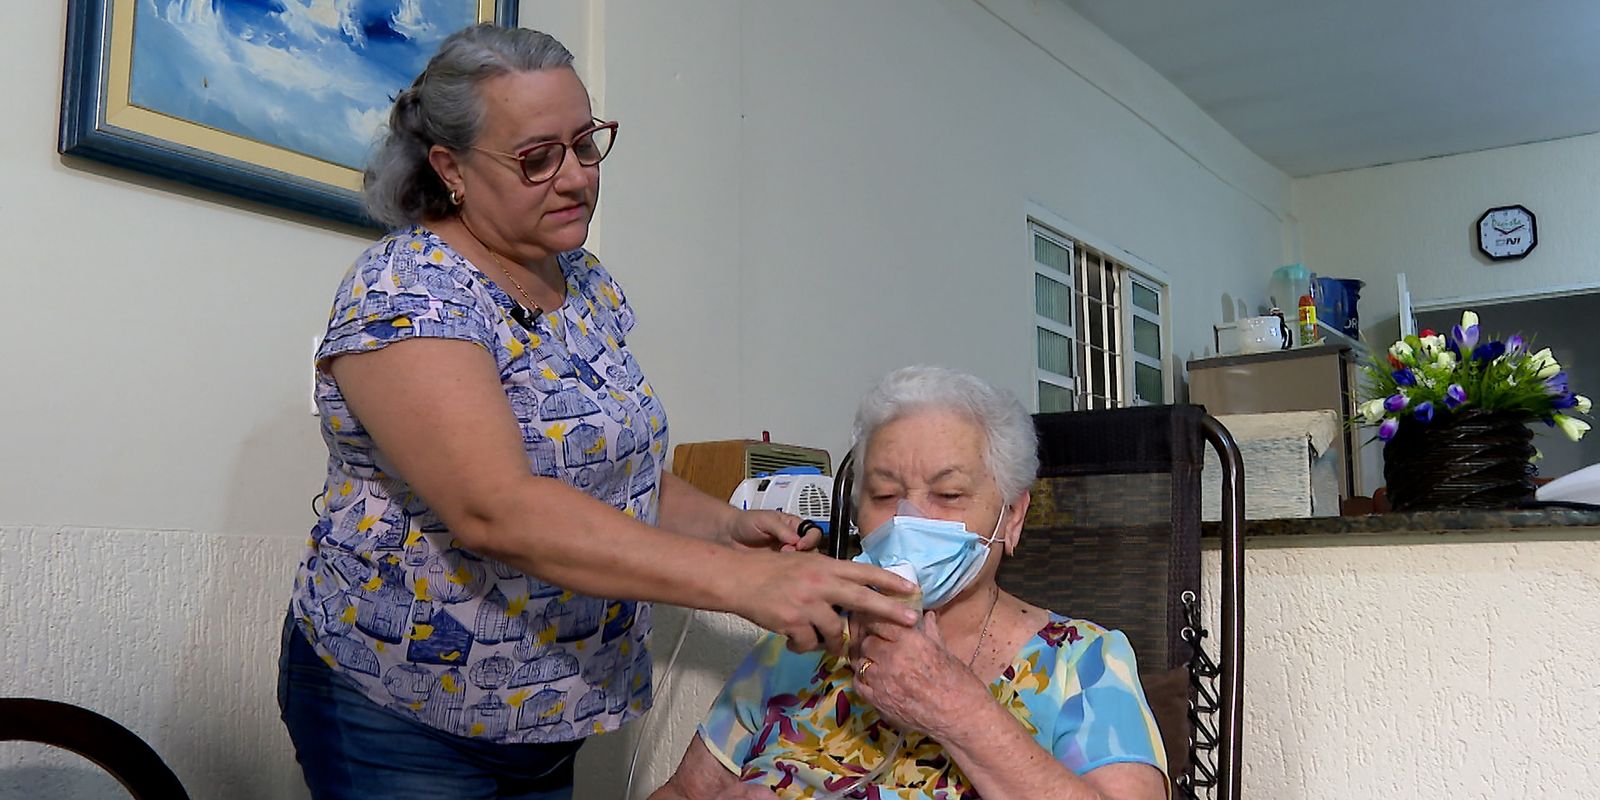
[{"x1": 0, "y1": 526, "x2": 307, "y2": 799}]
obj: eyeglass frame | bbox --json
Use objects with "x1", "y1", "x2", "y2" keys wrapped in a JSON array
[{"x1": 469, "y1": 119, "x2": 620, "y2": 184}]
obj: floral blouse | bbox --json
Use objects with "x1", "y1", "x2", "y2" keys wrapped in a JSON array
[
  {"x1": 290, "y1": 226, "x2": 665, "y2": 743},
  {"x1": 698, "y1": 614, "x2": 1167, "y2": 798}
]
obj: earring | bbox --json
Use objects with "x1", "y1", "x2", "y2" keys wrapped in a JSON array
[{"x1": 448, "y1": 189, "x2": 463, "y2": 206}]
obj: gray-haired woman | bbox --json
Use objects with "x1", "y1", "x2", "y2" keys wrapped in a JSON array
[{"x1": 277, "y1": 24, "x2": 915, "y2": 799}]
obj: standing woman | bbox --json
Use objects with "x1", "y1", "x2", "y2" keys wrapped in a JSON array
[{"x1": 277, "y1": 24, "x2": 916, "y2": 800}]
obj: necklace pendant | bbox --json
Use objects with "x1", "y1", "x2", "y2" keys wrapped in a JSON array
[{"x1": 510, "y1": 303, "x2": 541, "y2": 331}]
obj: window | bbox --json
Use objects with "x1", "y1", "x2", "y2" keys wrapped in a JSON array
[{"x1": 1031, "y1": 221, "x2": 1168, "y2": 412}]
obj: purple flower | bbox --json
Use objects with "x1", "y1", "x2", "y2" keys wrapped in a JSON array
[
  {"x1": 1450, "y1": 323, "x2": 1480, "y2": 355},
  {"x1": 1392, "y1": 369, "x2": 1417, "y2": 387},
  {"x1": 1545, "y1": 371, "x2": 1569, "y2": 396},
  {"x1": 1413, "y1": 401, "x2": 1434, "y2": 423},
  {"x1": 1384, "y1": 393, "x2": 1408, "y2": 412},
  {"x1": 1378, "y1": 417, "x2": 1400, "y2": 440},
  {"x1": 1553, "y1": 392, "x2": 1579, "y2": 409},
  {"x1": 1506, "y1": 334, "x2": 1525, "y2": 356},
  {"x1": 1445, "y1": 384, "x2": 1467, "y2": 408},
  {"x1": 1471, "y1": 341, "x2": 1506, "y2": 362}
]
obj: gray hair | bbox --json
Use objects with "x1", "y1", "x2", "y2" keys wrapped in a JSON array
[
  {"x1": 850, "y1": 365, "x2": 1040, "y2": 504},
  {"x1": 362, "y1": 24, "x2": 576, "y2": 229}
]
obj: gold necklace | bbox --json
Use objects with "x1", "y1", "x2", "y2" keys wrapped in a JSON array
[
  {"x1": 459, "y1": 215, "x2": 543, "y2": 315},
  {"x1": 967, "y1": 583, "x2": 1001, "y2": 667}
]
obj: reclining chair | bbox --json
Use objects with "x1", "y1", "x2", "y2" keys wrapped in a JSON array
[
  {"x1": 829, "y1": 404, "x2": 1244, "y2": 800},
  {"x1": 0, "y1": 697, "x2": 191, "y2": 800}
]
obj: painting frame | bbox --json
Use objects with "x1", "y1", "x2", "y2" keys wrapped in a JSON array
[{"x1": 59, "y1": 0, "x2": 518, "y2": 229}]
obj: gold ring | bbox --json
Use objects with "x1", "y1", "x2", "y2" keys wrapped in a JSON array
[{"x1": 857, "y1": 658, "x2": 874, "y2": 676}]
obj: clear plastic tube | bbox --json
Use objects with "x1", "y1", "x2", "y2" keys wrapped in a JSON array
[
  {"x1": 814, "y1": 562, "x2": 922, "y2": 799},
  {"x1": 622, "y1": 606, "x2": 696, "y2": 799}
]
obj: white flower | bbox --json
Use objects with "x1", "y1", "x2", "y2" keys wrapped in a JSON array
[
  {"x1": 1577, "y1": 395, "x2": 1593, "y2": 414},
  {"x1": 1389, "y1": 341, "x2": 1413, "y2": 360},
  {"x1": 1461, "y1": 310, "x2": 1479, "y2": 329},
  {"x1": 1529, "y1": 348, "x2": 1562, "y2": 379},
  {"x1": 1360, "y1": 398, "x2": 1386, "y2": 423},
  {"x1": 1435, "y1": 351, "x2": 1456, "y2": 370},
  {"x1": 1554, "y1": 415, "x2": 1591, "y2": 442},
  {"x1": 1419, "y1": 334, "x2": 1445, "y2": 355}
]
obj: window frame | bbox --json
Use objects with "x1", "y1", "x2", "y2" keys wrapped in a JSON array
[{"x1": 1027, "y1": 205, "x2": 1172, "y2": 412}]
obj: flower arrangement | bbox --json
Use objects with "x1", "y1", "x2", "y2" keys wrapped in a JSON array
[{"x1": 1358, "y1": 310, "x2": 1591, "y2": 443}]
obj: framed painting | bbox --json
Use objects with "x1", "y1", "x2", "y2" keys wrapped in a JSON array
[{"x1": 59, "y1": 0, "x2": 518, "y2": 228}]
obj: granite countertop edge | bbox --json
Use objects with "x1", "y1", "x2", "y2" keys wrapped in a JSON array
[{"x1": 1200, "y1": 507, "x2": 1600, "y2": 548}]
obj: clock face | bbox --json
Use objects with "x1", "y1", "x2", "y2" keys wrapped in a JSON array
[{"x1": 1477, "y1": 205, "x2": 1537, "y2": 261}]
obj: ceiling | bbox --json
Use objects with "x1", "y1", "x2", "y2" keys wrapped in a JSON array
[{"x1": 1061, "y1": 0, "x2": 1600, "y2": 177}]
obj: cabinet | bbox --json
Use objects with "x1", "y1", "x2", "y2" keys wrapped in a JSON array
[{"x1": 1187, "y1": 343, "x2": 1363, "y2": 500}]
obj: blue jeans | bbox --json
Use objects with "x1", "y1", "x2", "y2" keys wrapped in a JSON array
[{"x1": 277, "y1": 615, "x2": 584, "y2": 800}]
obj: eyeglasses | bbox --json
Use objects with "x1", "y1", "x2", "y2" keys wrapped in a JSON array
[{"x1": 471, "y1": 119, "x2": 619, "y2": 184}]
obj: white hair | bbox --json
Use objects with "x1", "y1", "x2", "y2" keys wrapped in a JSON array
[{"x1": 850, "y1": 365, "x2": 1039, "y2": 504}]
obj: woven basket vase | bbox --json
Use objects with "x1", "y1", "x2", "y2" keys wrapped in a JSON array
[{"x1": 1382, "y1": 408, "x2": 1537, "y2": 511}]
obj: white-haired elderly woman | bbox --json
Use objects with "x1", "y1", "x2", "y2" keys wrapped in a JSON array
[
  {"x1": 278, "y1": 24, "x2": 917, "y2": 799},
  {"x1": 652, "y1": 366, "x2": 1169, "y2": 800}
]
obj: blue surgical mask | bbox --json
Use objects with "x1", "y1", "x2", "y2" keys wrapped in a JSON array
[{"x1": 852, "y1": 505, "x2": 1006, "y2": 610}]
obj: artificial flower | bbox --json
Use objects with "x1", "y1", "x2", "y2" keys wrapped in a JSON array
[
  {"x1": 1360, "y1": 398, "x2": 1386, "y2": 423},
  {"x1": 1360, "y1": 309, "x2": 1590, "y2": 446},
  {"x1": 1378, "y1": 417, "x2": 1400, "y2": 440},
  {"x1": 1414, "y1": 401, "x2": 1435, "y2": 423},
  {"x1": 1555, "y1": 415, "x2": 1591, "y2": 442}
]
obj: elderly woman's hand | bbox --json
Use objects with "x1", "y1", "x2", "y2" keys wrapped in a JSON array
[
  {"x1": 849, "y1": 611, "x2": 991, "y2": 740},
  {"x1": 721, "y1": 510, "x2": 822, "y2": 552}
]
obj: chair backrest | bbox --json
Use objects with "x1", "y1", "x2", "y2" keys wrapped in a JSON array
[
  {"x1": 0, "y1": 698, "x2": 191, "y2": 800},
  {"x1": 1001, "y1": 405, "x2": 1207, "y2": 673}
]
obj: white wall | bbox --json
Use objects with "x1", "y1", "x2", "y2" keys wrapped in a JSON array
[
  {"x1": 586, "y1": 0, "x2": 1291, "y2": 458},
  {"x1": 1293, "y1": 131, "x2": 1600, "y2": 343},
  {"x1": 2, "y1": 0, "x2": 1288, "y2": 796},
  {"x1": 1293, "y1": 132, "x2": 1600, "y2": 494}
]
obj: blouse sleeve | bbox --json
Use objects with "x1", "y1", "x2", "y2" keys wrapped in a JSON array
[
  {"x1": 695, "y1": 632, "x2": 791, "y2": 775},
  {"x1": 318, "y1": 234, "x2": 498, "y2": 366},
  {"x1": 1053, "y1": 629, "x2": 1169, "y2": 777}
]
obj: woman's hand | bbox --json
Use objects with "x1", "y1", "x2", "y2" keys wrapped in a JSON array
[
  {"x1": 849, "y1": 611, "x2": 990, "y2": 740},
  {"x1": 727, "y1": 551, "x2": 921, "y2": 656},
  {"x1": 721, "y1": 510, "x2": 823, "y2": 552}
]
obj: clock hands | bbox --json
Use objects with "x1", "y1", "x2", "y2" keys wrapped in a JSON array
[{"x1": 1492, "y1": 223, "x2": 1526, "y2": 236}]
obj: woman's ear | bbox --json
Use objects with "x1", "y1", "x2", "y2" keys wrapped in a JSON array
[
  {"x1": 1001, "y1": 490, "x2": 1030, "y2": 556},
  {"x1": 427, "y1": 144, "x2": 465, "y2": 198}
]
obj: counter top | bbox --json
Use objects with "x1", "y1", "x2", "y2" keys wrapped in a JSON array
[{"x1": 1201, "y1": 506, "x2": 1600, "y2": 548}]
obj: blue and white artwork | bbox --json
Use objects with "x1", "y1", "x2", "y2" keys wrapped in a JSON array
[{"x1": 129, "y1": 0, "x2": 479, "y2": 171}]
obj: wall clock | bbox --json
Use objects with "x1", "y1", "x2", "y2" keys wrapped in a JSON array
[{"x1": 1477, "y1": 205, "x2": 1537, "y2": 261}]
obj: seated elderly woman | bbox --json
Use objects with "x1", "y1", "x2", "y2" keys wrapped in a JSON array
[{"x1": 651, "y1": 365, "x2": 1168, "y2": 800}]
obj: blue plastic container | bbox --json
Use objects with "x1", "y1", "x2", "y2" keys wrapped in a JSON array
[{"x1": 1315, "y1": 277, "x2": 1365, "y2": 337}]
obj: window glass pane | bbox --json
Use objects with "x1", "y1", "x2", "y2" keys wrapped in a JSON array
[
  {"x1": 1133, "y1": 316, "x2": 1161, "y2": 359},
  {"x1": 1036, "y1": 327, "x2": 1072, "y2": 375},
  {"x1": 1087, "y1": 298, "x2": 1105, "y2": 346},
  {"x1": 1033, "y1": 234, "x2": 1071, "y2": 274},
  {"x1": 1135, "y1": 362, "x2": 1163, "y2": 404},
  {"x1": 1132, "y1": 282, "x2": 1160, "y2": 314},
  {"x1": 1084, "y1": 253, "x2": 1103, "y2": 300},
  {"x1": 1034, "y1": 273, "x2": 1072, "y2": 327},
  {"x1": 1086, "y1": 347, "x2": 1106, "y2": 396},
  {"x1": 1039, "y1": 381, "x2": 1074, "y2": 413}
]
